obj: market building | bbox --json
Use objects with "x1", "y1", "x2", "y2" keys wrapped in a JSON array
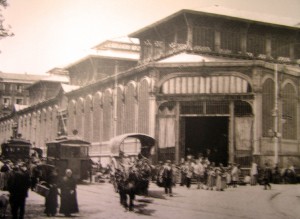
[
  {"x1": 65, "y1": 9, "x2": 300, "y2": 167},
  {"x1": 128, "y1": 9, "x2": 300, "y2": 167},
  {"x1": 1, "y1": 9, "x2": 300, "y2": 168}
]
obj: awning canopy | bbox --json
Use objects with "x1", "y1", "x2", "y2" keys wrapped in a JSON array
[{"x1": 109, "y1": 133, "x2": 155, "y2": 157}]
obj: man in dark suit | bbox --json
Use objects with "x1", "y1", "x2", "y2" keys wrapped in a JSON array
[
  {"x1": 7, "y1": 163, "x2": 31, "y2": 219},
  {"x1": 162, "y1": 160, "x2": 173, "y2": 196},
  {"x1": 262, "y1": 162, "x2": 272, "y2": 190}
]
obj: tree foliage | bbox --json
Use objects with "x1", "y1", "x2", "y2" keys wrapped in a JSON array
[{"x1": 0, "y1": 0, "x2": 14, "y2": 40}]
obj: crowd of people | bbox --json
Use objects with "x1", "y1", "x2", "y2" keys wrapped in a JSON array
[
  {"x1": 0, "y1": 155, "x2": 79, "y2": 218},
  {"x1": 154, "y1": 154, "x2": 239, "y2": 196},
  {"x1": 153, "y1": 153, "x2": 299, "y2": 196},
  {"x1": 0, "y1": 151, "x2": 298, "y2": 217}
]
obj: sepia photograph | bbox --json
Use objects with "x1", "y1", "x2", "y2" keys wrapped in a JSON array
[{"x1": 0, "y1": 0, "x2": 299, "y2": 218}]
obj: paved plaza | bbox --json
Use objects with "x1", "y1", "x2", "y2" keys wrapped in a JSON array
[{"x1": 9, "y1": 181, "x2": 300, "y2": 219}]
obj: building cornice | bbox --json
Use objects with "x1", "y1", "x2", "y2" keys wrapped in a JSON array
[{"x1": 65, "y1": 57, "x2": 300, "y2": 98}]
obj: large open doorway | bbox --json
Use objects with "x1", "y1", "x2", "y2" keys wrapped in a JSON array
[{"x1": 184, "y1": 116, "x2": 229, "y2": 166}]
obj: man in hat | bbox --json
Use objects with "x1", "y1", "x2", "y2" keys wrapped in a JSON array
[
  {"x1": 155, "y1": 161, "x2": 164, "y2": 186},
  {"x1": 7, "y1": 163, "x2": 31, "y2": 219},
  {"x1": 0, "y1": 160, "x2": 11, "y2": 190},
  {"x1": 262, "y1": 163, "x2": 272, "y2": 190},
  {"x1": 119, "y1": 152, "x2": 132, "y2": 166},
  {"x1": 117, "y1": 152, "x2": 134, "y2": 183},
  {"x1": 162, "y1": 160, "x2": 173, "y2": 196}
]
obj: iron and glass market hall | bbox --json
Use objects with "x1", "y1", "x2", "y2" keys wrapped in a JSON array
[{"x1": 1, "y1": 9, "x2": 300, "y2": 168}]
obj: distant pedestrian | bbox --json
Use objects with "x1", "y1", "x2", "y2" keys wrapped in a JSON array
[
  {"x1": 179, "y1": 158, "x2": 186, "y2": 186},
  {"x1": 29, "y1": 160, "x2": 40, "y2": 191},
  {"x1": 206, "y1": 164, "x2": 216, "y2": 190},
  {"x1": 250, "y1": 161, "x2": 258, "y2": 186},
  {"x1": 59, "y1": 169, "x2": 79, "y2": 217},
  {"x1": 231, "y1": 163, "x2": 240, "y2": 188},
  {"x1": 272, "y1": 163, "x2": 281, "y2": 184},
  {"x1": 193, "y1": 159, "x2": 205, "y2": 189},
  {"x1": 262, "y1": 163, "x2": 272, "y2": 190},
  {"x1": 226, "y1": 163, "x2": 232, "y2": 187},
  {"x1": 162, "y1": 160, "x2": 173, "y2": 196},
  {"x1": 156, "y1": 161, "x2": 164, "y2": 187},
  {"x1": 0, "y1": 160, "x2": 11, "y2": 190},
  {"x1": 171, "y1": 164, "x2": 178, "y2": 186},
  {"x1": 7, "y1": 163, "x2": 31, "y2": 219},
  {"x1": 184, "y1": 161, "x2": 193, "y2": 189},
  {"x1": 215, "y1": 167, "x2": 226, "y2": 191}
]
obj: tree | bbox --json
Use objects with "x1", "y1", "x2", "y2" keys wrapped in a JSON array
[{"x1": 0, "y1": 0, "x2": 13, "y2": 40}]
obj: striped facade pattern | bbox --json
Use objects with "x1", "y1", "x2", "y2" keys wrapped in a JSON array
[{"x1": 161, "y1": 75, "x2": 250, "y2": 94}]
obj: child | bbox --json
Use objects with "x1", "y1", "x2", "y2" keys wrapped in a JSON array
[{"x1": 206, "y1": 163, "x2": 216, "y2": 190}]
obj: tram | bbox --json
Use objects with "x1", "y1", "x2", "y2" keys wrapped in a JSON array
[
  {"x1": 1, "y1": 136, "x2": 32, "y2": 162},
  {"x1": 45, "y1": 134, "x2": 91, "y2": 180}
]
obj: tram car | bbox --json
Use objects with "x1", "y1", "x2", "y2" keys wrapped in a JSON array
[
  {"x1": 1, "y1": 137, "x2": 32, "y2": 162},
  {"x1": 46, "y1": 134, "x2": 91, "y2": 181}
]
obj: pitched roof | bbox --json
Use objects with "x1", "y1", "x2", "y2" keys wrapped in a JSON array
[
  {"x1": 0, "y1": 72, "x2": 44, "y2": 83},
  {"x1": 65, "y1": 53, "x2": 138, "y2": 70},
  {"x1": 130, "y1": 8, "x2": 300, "y2": 37},
  {"x1": 92, "y1": 36, "x2": 139, "y2": 49},
  {"x1": 65, "y1": 37, "x2": 140, "y2": 69},
  {"x1": 40, "y1": 74, "x2": 69, "y2": 83},
  {"x1": 26, "y1": 74, "x2": 69, "y2": 90},
  {"x1": 199, "y1": 6, "x2": 299, "y2": 27}
]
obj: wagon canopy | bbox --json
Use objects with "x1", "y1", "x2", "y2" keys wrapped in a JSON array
[{"x1": 110, "y1": 133, "x2": 155, "y2": 157}]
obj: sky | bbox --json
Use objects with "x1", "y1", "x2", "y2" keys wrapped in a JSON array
[{"x1": 0, "y1": 0, "x2": 299, "y2": 75}]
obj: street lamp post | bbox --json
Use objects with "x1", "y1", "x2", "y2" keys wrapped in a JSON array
[{"x1": 268, "y1": 63, "x2": 280, "y2": 165}]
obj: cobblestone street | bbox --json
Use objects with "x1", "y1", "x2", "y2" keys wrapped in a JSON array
[{"x1": 8, "y1": 182, "x2": 300, "y2": 219}]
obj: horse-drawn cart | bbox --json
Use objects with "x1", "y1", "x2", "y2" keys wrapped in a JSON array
[{"x1": 108, "y1": 133, "x2": 155, "y2": 211}]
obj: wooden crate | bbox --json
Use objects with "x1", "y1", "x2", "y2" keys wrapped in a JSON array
[{"x1": 35, "y1": 183, "x2": 49, "y2": 197}]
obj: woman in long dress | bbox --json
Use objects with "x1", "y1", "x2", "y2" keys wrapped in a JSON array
[
  {"x1": 59, "y1": 169, "x2": 79, "y2": 217},
  {"x1": 44, "y1": 169, "x2": 59, "y2": 217}
]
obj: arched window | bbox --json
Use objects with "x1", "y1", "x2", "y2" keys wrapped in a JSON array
[
  {"x1": 92, "y1": 92, "x2": 102, "y2": 142},
  {"x1": 282, "y1": 83, "x2": 297, "y2": 139},
  {"x1": 124, "y1": 83, "x2": 136, "y2": 133},
  {"x1": 68, "y1": 100, "x2": 76, "y2": 134},
  {"x1": 138, "y1": 79, "x2": 150, "y2": 134},
  {"x1": 76, "y1": 98, "x2": 84, "y2": 136},
  {"x1": 84, "y1": 95, "x2": 93, "y2": 141},
  {"x1": 262, "y1": 78, "x2": 274, "y2": 137},
  {"x1": 116, "y1": 86, "x2": 125, "y2": 135},
  {"x1": 103, "y1": 89, "x2": 112, "y2": 141}
]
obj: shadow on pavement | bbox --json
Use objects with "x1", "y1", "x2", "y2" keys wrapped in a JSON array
[
  {"x1": 147, "y1": 190, "x2": 167, "y2": 199},
  {"x1": 134, "y1": 203, "x2": 156, "y2": 216}
]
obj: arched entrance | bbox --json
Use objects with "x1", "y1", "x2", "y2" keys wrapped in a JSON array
[{"x1": 157, "y1": 74, "x2": 254, "y2": 165}]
